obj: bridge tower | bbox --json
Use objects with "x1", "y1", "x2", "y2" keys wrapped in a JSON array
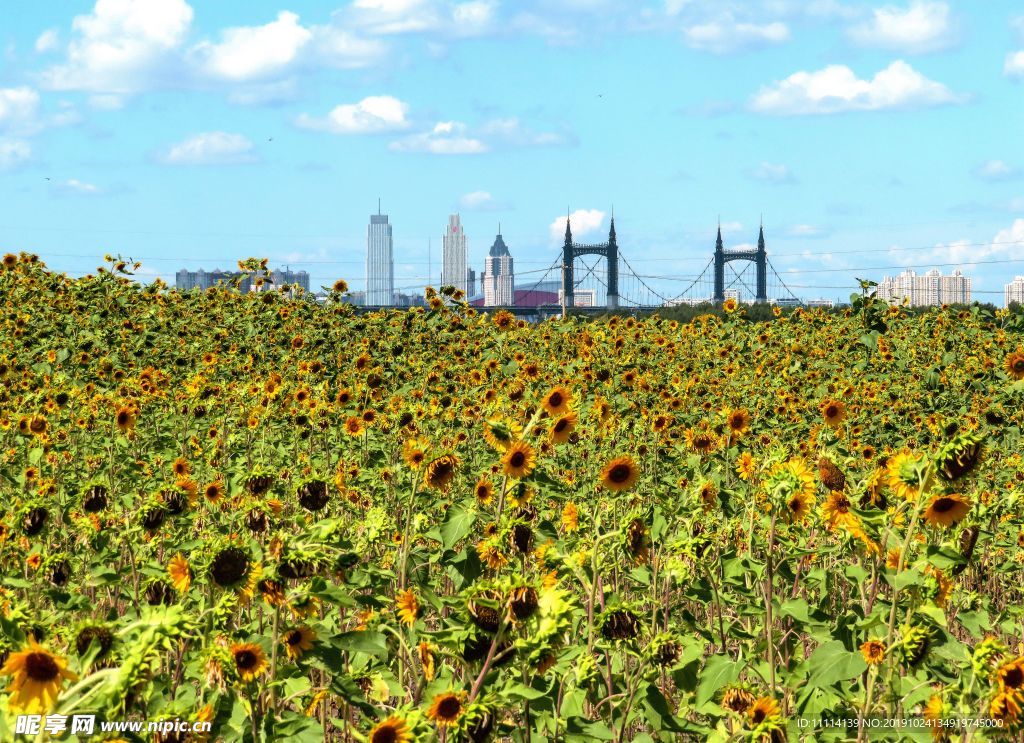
[
  {"x1": 561, "y1": 213, "x2": 619, "y2": 310},
  {"x1": 713, "y1": 222, "x2": 768, "y2": 303}
]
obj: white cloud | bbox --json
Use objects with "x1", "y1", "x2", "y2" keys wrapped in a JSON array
[
  {"x1": 454, "y1": 1, "x2": 497, "y2": 31},
  {"x1": 389, "y1": 116, "x2": 569, "y2": 154},
  {"x1": 975, "y1": 160, "x2": 1019, "y2": 182},
  {"x1": 35, "y1": 29, "x2": 60, "y2": 54},
  {"x1": 1006, "y1": 51, "x2": 1024, "y2": 80},
  {"x1": 748, "y1": 161, "x2": 795, "y2": 183},
  {"x1": 549, "y1": 209, "x2": 606, "y2": 242},
  {"x1": 52, "y1": 178, "x2": 103, "y2": 196},
  {"x1": 41, "y1": 0, "x2": 194, "y2": 94},
  {"x1": 683, "y1": 19, "x2": 790, "y2": 53},
  {"x1": 390, "y1": 121, "x2": 488, "y2": 154},
  {"x1": 191, "y1": 11, "x2": 312, "y2": 82},
  {"x1": 310, "y1": 25, "x2": 387, "y2": 69},
  {"x1": 750, "y1": 60, "x2": 962, "y2": 115},
  {"x1": 479, "y1": 117, "x2": 569, "y2": 147},
  {"x1": 347, "y1": 0, "x2": 495, "y2": 37},
  {"x1": 160, "y1": 131, "x2": 256, "y2": 165},
  {"x1": 0, "y1": 140, "x2": 31, "y2": 170},
  {"x1": 459, "y1": 190, "x2": 509, "y2": 210},
  {"x1": 0, "y1": 87, "x2": 41, "y2": 134},
  {"x1": 926, "y1": 219, "x2": 1024, "y2": 267},
  {"x1": 786, "y1": 224, "x2": 827, "y2": 238},
  {"x1": 350, "y1": 0, "x2": 441, "y2": 34},
  {"x1": 848, "y1": 1, "x2": 956, "y2": 53},
  {"x1": 296, "y1": 96, "x2": 410, "y2": 134}
]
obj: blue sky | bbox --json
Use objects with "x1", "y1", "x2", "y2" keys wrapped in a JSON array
[{"x1": 1, "y1": 0, "x2": 1022, "y2": 303}]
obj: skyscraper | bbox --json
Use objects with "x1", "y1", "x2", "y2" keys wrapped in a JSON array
[
  {"x1": 366, "y1": 205, "x2": 394, "y2": 306},
  {"x1": 876, "y1": 268, "x2": 971, "y2": 306},
  {"x1": 442, "y1": 214, "x2": 468, "y2": 296},
  {"x1": 1006, "y1": 276, "x2": 1024, "y2": 307},
  {"x1": 483, "y1": 227, "x2": 514, "y2": 306}
]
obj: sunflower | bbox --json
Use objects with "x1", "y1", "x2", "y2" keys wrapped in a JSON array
[
  {"x1": 990, "y1": 691, "x2": 1023, "y2": 727},
  {"x1": 600, "y1": 456, "x2": 639, "y2": 493},
  {"x1": 725, "y1": 408, "x2": 750, "y2": 436},
  {"x1": 168, "y1": 553, "x2": 192, "y2": 593},
  {"x1": 426, "y1": 690, "x2": 467, "y2": 727},
  {"x1": 402, "y1": 437, "x2": 429, "y2": 469},
  {"x1": 230, "y1": 642, "x2": 268, "y2": 682},
  {"x1": 0, "y1": 641, "x2": 78, "y2": 713},
  {"x1": 114, "y1": 406, "x2": 136, "y2": 432},
  {"x1": 860, "y1": 639, "x2": 886, "y2": 665},
  {"x1": 923, "y1": 493, "x2": 971, "y2": 528},
  {"x1": 886, "y1": 450, "x2": 924, "y2": 501},
  {"x1": 482, "y1": 416, "x2": 520, "y2": 452},
  {"x1": 424, "y1": 454, "x2": 459, "y2": 490},
  {"x1": 540, "y1": 386, "x2": 571, "y2": 416},
  {"x1": 210, "y1": 547, "x2": 251, "y2": 588},
  {"x1": 785, "y1": 490, "x2": 814, "y2": 523},
  {"x1": 735, "y1": 452, "x2": 756, "y2": 481},
  {"x1": 746, "y1": 696, "x2": 781, "y2": 729},
  {"x1": 561, "y1": 501, "x2": 580, "y2": 532},
  {"x1": 1005, "y1": 350, "x2": 1024, "y2": 380},
  {"x1": 282, "y1": 626, "x2": 316, "y2": 661},
  {"x1": 820, "y1": 399, "x2": 846, "y2": 427},
  {"x1": 417, "y1": 641, "x2": 436, "y2": 681},
  {"x1": 369, "y1": 716, "x2": 412, "y2": 743},
  {"x1": 723, "y1": 297, "x2": 739, "y2": 313},
  {"x1": 996, "y1": 657, "x2": 1024, "y2": 693},
  {"x1": 721, "y1": 686, "x2": 755, "y2": 714},
  {"x1": 474, "y1": 476, "x2": 494, "y2": 505},
  {"x1": 684, "y1": 425, "x2": 719, "y2": 455},
  {"x1": 171, "y1": 457, "x2": 190, "y2": 477},
  {"x1": 396, "y1": 589, "x2": 418, "y2": 627},
  {"x1": 501, "y1": 440, "x2": 537, "y2": 479},
  {"x1": 203, "y1": 480, "x2": 224, "y2": 503},
  {"x1": 549, "y1": 411, "x2": 578, "y2": 444},
  {"x1": 344, "y1": 416, "x2": 365, "y2": 436}
]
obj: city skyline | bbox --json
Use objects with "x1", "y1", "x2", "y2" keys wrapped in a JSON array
[{"x1": 2, "y1": 2, "x2": 1022, "y2": 303}]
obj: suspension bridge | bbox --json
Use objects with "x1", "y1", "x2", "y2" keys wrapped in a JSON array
[{"x1": 505, "y1": 216, "x2": 801, "y2": 314}]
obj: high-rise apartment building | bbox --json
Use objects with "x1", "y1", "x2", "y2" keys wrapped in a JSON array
[
  {"x1": 366, "y1": 207, "x2": 394, "y2": 306},
  {"x1": 1005, "y1": 276, "x2": 1024, "y2": 307},
  {"x1": 876, "y1": 268, "x2": 971, "y2": 306},
  {"x1": 483, "y1": 229, "x2": 514, "y2": 306},
  {"x1": 442, "y1": 214, "x2": 468, "y2": 296},
  {"x1": 175, "y1": 268, "x2": 253, "y2": 292}
]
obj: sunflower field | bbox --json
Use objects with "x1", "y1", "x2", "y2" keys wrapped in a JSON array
[{"x1": 2, "y1": 253, "x2": 1024, "y2": 742}]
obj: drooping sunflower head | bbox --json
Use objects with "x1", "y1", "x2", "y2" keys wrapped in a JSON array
[
  {"x1": 210, "y1": 546, "x2": 252, "y2": 588},
  {"x1": 424, "y1": 454, "x2": 459, "y2": 491},
  {"x1": 935, "y1": 431, "x2": 984, "y2": 483}
]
